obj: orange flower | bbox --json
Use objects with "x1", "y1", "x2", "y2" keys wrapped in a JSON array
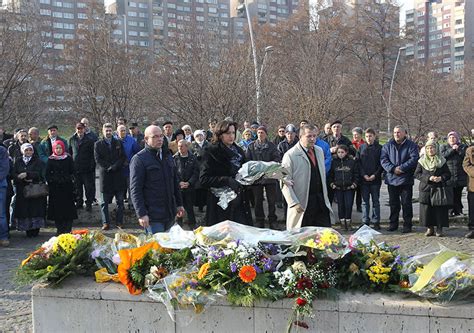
[
  {"x1": 239, "y1": 265, "x2": 257, "y2": 283},
  {"x1": 117, "y1": 242, "x2": 160, "y2": 295},
  {"x1": 21, "y1": 248, "x2": 44, "y2": 267},
  {"x1": 197, "y1": 262, "x2": 210, "y2": 280},
  {"x1": 71, "y1": 229, "x2": 89, "y2": 235}
]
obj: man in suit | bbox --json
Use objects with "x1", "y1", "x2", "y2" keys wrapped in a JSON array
[
  {"x1": 281, "y1": 124, "x2": 335, "y2": 230},
  {"x1": 94, "y1": 123, "x2": 126, "y2": 230}
]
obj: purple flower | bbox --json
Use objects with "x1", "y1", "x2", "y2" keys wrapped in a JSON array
[
  {"x1": 253, "y1": 264, "x2": 262, "y2": 274},
  {"x1": 90, "y1": 249, "x2": 101, "y2": 260},
  {"x1": 193, "y1": 255, "x2": 202, "y2": 266},
  {"x1": 394, "y1": 255, "x2": 404, "y2": 266},
  {"x1": 262, "y1": 258, "x2": 273, "y2": 271},
  {"x1": 230, "y1": 262, "x2": 237, "y2": 273}
]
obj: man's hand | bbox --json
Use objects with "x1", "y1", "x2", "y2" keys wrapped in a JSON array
[
  {"x1": 282, "y1": 179, "x2": 294, "y2": 187},
  {"x1": 293, "y1": 203, "x2": 305, "y2": 214},
  {"x1": 179, "y1": 182, "x2": 189, "y2": 189},
  {"x1": 176, "y1": 206, "x2": 185, "y2": 218},
  {"x1": 369, "y1": 175, "x2": 376, "y2": 181},
  {"x1": 452, "y1": 144, "x2": 459, "y2": 151},
  {"x1": 363, "y1": 175, "x2": 371, "y2": 181},
  {"x1": 138, "y1": 215, "x2": 150, "y2": 228},
  {"x1": 394, "y1": 166, "x2": 403, "y2": 175},
  {"x1": 18, "y1": 172, "x2": 27, "y2": 180},
  {"x1": 330, "y1": 146, "x2": 338, "y2": 153}
]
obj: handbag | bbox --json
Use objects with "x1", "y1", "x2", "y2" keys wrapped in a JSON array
[
  {"x1": 430, "y1": 186, "x2": 453, "y2": 207},
  {"x1": 23, "y1": 183, "x2": 49, "y2": 199}
]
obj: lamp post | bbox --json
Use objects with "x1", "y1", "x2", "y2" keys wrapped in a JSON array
[
  {"x1": 238, "y1": 0, "x2": 273, "y2": 123},
  {"x1": 387, "y1": 46, "x2": 406, "y2": 134}
]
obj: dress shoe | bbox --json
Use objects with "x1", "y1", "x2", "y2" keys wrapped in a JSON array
[
  {"x1": 465, "y1": 230, "x2": 474, "y2": 239},
  {"x1": 401, "y1": 227, "x2": 412, "y2": 234},
  {"x1": 373, "y1": 223, "x2": 381, "y2": 231},
  {"x1": 387, "y1": 226, "x2": 398, "y2": 232},
  {"x1": 101, "y1": 224, "x2": 110, "y2": 231},
  {"x1": 0, "y1": 239, "x2": 10, "y2": 247},
  {"x1": 425, "y1": 227, "x2": 435, "y2": 237}
]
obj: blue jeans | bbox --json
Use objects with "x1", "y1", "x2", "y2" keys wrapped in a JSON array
[
  {"x1": 148, "y1": 219, "x2": 174, "y2": 234},
  {"x1": 335, "y1": 190, "x2": 354, "y2": 220},
  {"x1": 361, "y1": 183, "x2": 381, "y2": 224},
  {"x1": 100, "y1": 191, "x2": 124, "y2": 226},
  {"x1": 0, "y1": 187, "x2": 8, "y2": 240}
]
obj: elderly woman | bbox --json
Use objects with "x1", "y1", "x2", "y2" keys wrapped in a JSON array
[
  {"x1": 11, "y1": 143, "x2": 46, "y2": 237},
  {"x1": 46, "y1": 141, "x2": 78, "y2": 235},
  {"x1": 182, "y1": 125, "x2": 194, "y2": 142},
  {"x1": 200, "y1": 120, "x2": 252, "y2": 226},
  {"x1": 192, "y1": 130, "x2": 209, "y2": 212},
  {"x1": 440, "y1": 131, "x2": 467, "y2": 216},
  {"x1": 238, "y1": 128, "x2": 253, "y2": 152},
  {"x1": 415, "y1": 140, "x2": 452, "y2": 237},
  {"x1": 169, "y1": 129, "x2": 191, "y2": 155}
]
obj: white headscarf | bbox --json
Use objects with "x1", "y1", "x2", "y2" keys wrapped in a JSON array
[{"x1": 21, "y1": 142, "x2": 33, "y2": 164}]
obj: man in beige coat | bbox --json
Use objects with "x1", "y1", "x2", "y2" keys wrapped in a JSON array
[{"x1": 282, "y1": 125, "x2": 335, "y2": 230}]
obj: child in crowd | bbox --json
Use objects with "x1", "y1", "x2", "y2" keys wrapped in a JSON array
[{"x1": 329, "y1": 145, "x2": 359, "y2": 231}]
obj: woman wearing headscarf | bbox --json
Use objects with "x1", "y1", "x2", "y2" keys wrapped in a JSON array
[
  {"x1": 191, "y1": 130, "x2": 209, "y2": 212},
  {"x1": 199, "y1": 120, "x2": 252, "y2": 226},
  {"x1": 46, "y1": 141, "x2": 77, "y2": 235},
  {"x1": 415, "y1": 139, "x2": 452, "y2": 237},
  {"x1": 11, "y1": 143, "x2": 46, "y2": 237},
  {"x1": 440, "y1": 131, "x2": 467, "y2": 216}
]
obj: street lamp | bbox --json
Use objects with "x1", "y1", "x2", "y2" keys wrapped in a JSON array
[
  {"x1": 387, "y1": 46, "x2": 407, "y2": 134},
  {"x1": 238, "y1": 0, "x2": 273, "y2": 124}
]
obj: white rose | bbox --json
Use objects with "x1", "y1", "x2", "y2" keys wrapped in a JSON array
[{"x1": 291, "y1": 261, "x2": 308, "y2": 274}]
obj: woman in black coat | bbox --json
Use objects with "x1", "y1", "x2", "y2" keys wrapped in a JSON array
[
  {"x1": 191, "y1": 130, "x2": 209, "y2": 212},
  {"x1": 11, "y1": 143, "x2": 46, "y2": 237},
  {"x1": 440, "y1": 131, "x2": 467, "y2": 216},
  {"x1": 46, "y1": 141, "x2": 78, "y2": 235},
  {"x1": 199, "y1": 120, "x2": 252, "y2": 226},
  {"x1": 415, "y1": 140, "x2": 451, "y2": 237}
]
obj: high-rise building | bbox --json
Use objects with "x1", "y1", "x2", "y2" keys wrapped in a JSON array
[{"x1": 405, "y1": 0, "x2": 473, "y2": 74}]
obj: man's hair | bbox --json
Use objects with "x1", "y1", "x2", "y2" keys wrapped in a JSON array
[
  {"x1": 103, "y1": 123, "x2": 113, "y2": 129},
  {"x1": 212, "y1": 120, "x2": 238, "y2": 144},
  {"x1": 28, "y1": 127, "x2": 39, "y2": 134},
  {"x1": 208, "y1": 118, "x2": 217, "y2": 124},
  {"x1": 365, "y1": 128, "x2": 376, "y2": 136},
  {"x1": 300, "y1": 119, "x2": 309, "y2": 124},
  {"x1": 299, "y1": 124, "x2": 317, "y2": 137},
  {"x1": 337, "y1": 144, "x2": 349, "y2": 153},
  {"x1": 393, "y1": 125, "x2": 406, "y2": 133},
  {"x1": 163, "y1": 121, "x2": 173, "y2": 126}
]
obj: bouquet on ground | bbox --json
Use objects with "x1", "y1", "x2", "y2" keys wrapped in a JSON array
[
  {"x1": 401, "y1": 246, "x2": 474, "y2": 302},
  {"x1": 16, "y1": 230, "x2": 96, "y2": 286},
  {"x1": 292, "y1": 227, "x2": 349, "y2": 259},
  {"x1": 211, "y1": 161, "x2": 288, "y2": 209}
]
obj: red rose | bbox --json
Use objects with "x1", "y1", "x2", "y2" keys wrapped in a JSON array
[
  {"x1": 296, "y1": 298, "x2": 307, "y2": 306},
  {"x1": 319, "y1": 282, "x2": 330, "y2": 289}
]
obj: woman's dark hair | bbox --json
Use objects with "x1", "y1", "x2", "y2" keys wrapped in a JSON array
[
  {"x1": 212, "y1": 120, "x2": 237, "y2": 144},
  {"x1": 336, "y1": 144, "x2": 349, "y2": 153}
]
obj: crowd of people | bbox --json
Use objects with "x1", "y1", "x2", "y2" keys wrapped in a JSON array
[{"x1": 0, "y1": 117, "x2": 473, "y2": 247}]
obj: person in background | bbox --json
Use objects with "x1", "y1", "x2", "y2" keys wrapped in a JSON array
[
  {"x1": 273, "y1": 125, "x2": 286, "y2": 146},
  {"x1": 415, "y1": 140, "x2": 451, "y2": 237},
  {"x1": 0, "y1": 145, "x2": 10, "y2": 246},
  {"x1": 191, "y1": 130, "x2": 209, "y2": 212},
  {"x1": 329, "y1": 145, "x2": 359, "y2": 231},
  {"x1": 28, "y1": 127, "x2": 42, "y2": 155},
  {"x1": 249, "y1": 121, "x2": 259, "y2": 141},
  {"x1": 420, "y1": 131, "x2": 439, "y2": 156},
  {"x1": 281, "y1": 125, "x2": 334, "y2": 229},
  {"x1": 46, "y1": 141, "x2": 77, "y2": 235},
  {"x1": 0, "y1": 127, "x2": 13, "y2": 147},
  {"x1": 277, "y1": 124, "x2": 298, "y2": 158},
  {"x1": 174, "y1": 139, "x2": 199, "y2": 229},
  {"x1": 351, "y1": 127, "x2": 365, "y2": 212},
  {"x1": 238, "y1": 129, "x2": 253, "y2": 152},
  {"x1": 116, "y1": 117, "x2": 127, "y2": 127},
  {"x1": 299, "y1": 120, "x2": 309, "y2": 129},
  {"x1": 129, "y1": 123, "x2": 145, "y2": 148},
  {"x1": 168, "y1": 129, "x2": 189, "y2": 155},
  {"x1": 357, "y1": 128, "x2": 383, "y2": 230},
  {"x1": 320, "y1": 123, "x2": 332, "y2": 141},
  {"x1": 80, "y1": 118, "x2": 99, "y2": 142},
  {"x1": 163, "y1": 121, "x2": 174, "y2": 144},
  {"x1": 440, "y1": 131, "x2": 467, "y2": 216},
  {"x1": 327, "y1": 120, "x2": 354, "y2": 157},
  {"x1": 246, "y1": 126, "x2": 281, "y2": 229},
  {"x1": 117, "y1": 125, "x2": 140, "y2": 210},
  {"x1": 463, "y1": 145, "x2": 474, "y2": 238},
  {"x1": 94, "y1": 123, "x2": 126, "y2": 230},
  {"x1": 130, "y1": 125, "x2": 184, "y2": 233},
  {"x1": 38, "y1": 125, "x2": 68, "y2": 164},
  {"x1": 314, "y1": 125, "x2": 332, "y2": 176},
  {"x1": 381, "y1": 125, "x2": 419, "y2": 233},
  {"x1": 206, "y1": 118, "x2": 217, "y2": 142},
  {"x1": 7, "y1": 129, "x2": 30, "y2": 160},
  {"x1": 11, "y1": 143, "x2": 46, "y2": 237},
  {"x1": 182, "y1": 125, "x2": 194, "y2": 143},
  {"x1": 199, "y1": 120, "x2": 252, "y2": 226},
  {"x1": 69, "y1": 123, "x2": 96, "y2": 212}
]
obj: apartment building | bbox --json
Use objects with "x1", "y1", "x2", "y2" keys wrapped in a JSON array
[{"x1": 405, "y1": 0, "x2": 473, "y2": 74}]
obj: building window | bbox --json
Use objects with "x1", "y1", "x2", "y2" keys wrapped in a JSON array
[
  {"x1": 139, "y1": 2, "x2": 148, "y2": 8},
  {"x1": 52, "y1": 12, "x2": 63, "y2": 18},
  {"x1": 40, "y1": 9, "x2": 51, "y2": 15},
  {"x1": 128, "y1": 11, "x2": 137, "y2": 16},
  {"x1": 77, "y1": 2, "x2": 86, "y2": 8},
  {"x1": 129, "y1": 1, "x2": 137, "y2": 7},
  {"x1": 77, "y1": 13, "x2": 87, "y2": 19},
  {"x1": 63, "y1": 2, "x2": 73, "y2": 8},
  {"x1": 128, "y1": 30, "x2": 138, "y2": 36},
  {"x1": 40, "y1": 0, "x2": 51, "y2": 4},
  {"x1": 52, "y1": 1, "x2": 62, "y2": 7},
  {"x1": 63, "y1": 13, "x2": 74, "y2": 19}
]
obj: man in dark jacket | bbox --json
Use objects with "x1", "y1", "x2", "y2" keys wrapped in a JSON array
[
  {"x1": 0, "y1": 145, "x2": 10, "y2": 246},
  {"x1": 7, "y1": 129, "x2": 30, "y2": 160},
  {"x1": 174, "y1": 140, "x2": 199, "y2": 229},
  {"x1": 69, "y1": 123, "x2": 96, "y2": 211},
  {"x1": 246, "y1": 126, "x2": 281, "y2": 229},
  {"x1": 277, "y1": 124, "x2": 298, "y2": 158},
  {"x1": 380, "y1": 125, "x2": 419, "y2": 233},
  {"x1": 94, "y1": 123, "x2": 127, "y2": 230},
  {"x1": 0, "y1": 127, "x2": 13, "y2": 147},
  {"x1": 130, "y1": 125, "x2": 184, "y2": 233},
  {"x1": 357, "y1": 128, "x2": 383, "y2": 230},
  {"x1": 326, "y1": 120, "x2": 355, "y2": 157}
]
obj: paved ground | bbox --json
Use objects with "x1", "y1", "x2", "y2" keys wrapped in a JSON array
[{"x1": 1, "y1": 181, "x2": 473, "y2": 332}]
